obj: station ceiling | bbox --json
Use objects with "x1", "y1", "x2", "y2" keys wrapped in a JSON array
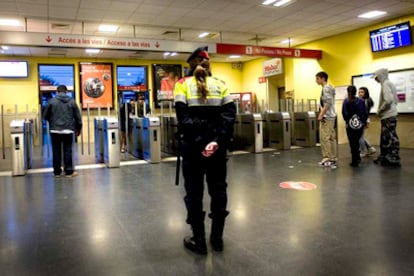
[{"x1": 1, "y1": 0, "x2": 414, "y2": 62}]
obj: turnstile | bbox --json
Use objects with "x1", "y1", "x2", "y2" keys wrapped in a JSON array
[
  {"x1": 160, "y1": 115, "x2": 169, "y2": 153},
  {"x1": 236, "y1": 113, "x2": 263, "y2": 153},
  {"x1": 265, "y1": 112, "x2": 291, "y2": 150},
  {"x1": 168, "y1": 115, "x2": 179, "y2": 155},
  {"x1": 24, "y1": 120, "x2": 33, "y2": 169},
  {"x1": 10, "y1": 120, "x2": 26, "y2": 176},
  {"x1": 129, "y1": 116, "x2": 143, "y2": 158},
  {"x1": 103, "y1": 117, "x2": 120, "y2": 168},
  {"x1": 142, "y1": 117, "x2": 161, "y2": 163},
  {"x1": 293, "y1": 111, "x2": 316, "y2": 147},
  {"x1": 94, "y1": 117, "x2": 105, "y2": 163}
]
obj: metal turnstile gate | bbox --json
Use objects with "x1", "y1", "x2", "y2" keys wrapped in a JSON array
[
  {"x1": 103, "y1": 117, "x2": 120, "y2": 168},
  {"x1": 142, "y1": 117, "x2": 161, "y2": 163},
  {"x1": 265, "y1": 112, "x2": 291, "y2": 150},
  {"x1": 293, "y1": 111, "x2": 316, "y2": 147}
]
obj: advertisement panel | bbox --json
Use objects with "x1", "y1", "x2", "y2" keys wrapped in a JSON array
[
  {"x1": 80, "y1": 63, "x2": 113, "y2": 109},
  {"x1": 152, "y1": 64, "x2": 182, "y2": 107}
]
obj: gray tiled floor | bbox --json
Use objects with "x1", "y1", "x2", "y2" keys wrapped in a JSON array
[{"x1": 1, "y1": 145, "x2": 414, "y2": 275}]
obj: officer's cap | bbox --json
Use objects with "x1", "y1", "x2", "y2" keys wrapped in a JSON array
[{"x1": 186, "y1": 46, "x2": 209, "y2": 63}]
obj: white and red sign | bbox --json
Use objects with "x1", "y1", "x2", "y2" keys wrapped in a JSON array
[
  {"x1": 217, "y1": 43, "x2": 322, "y2": 59},
  {"x1": 0, "y1": 31, "x2": 217, "y2": 53},
  {"x1": 279, "y1": 181, "x2": 317, "y2": 191},
  {"x1": 263, "y1": 58, "x2": 283, "y2": 77}
]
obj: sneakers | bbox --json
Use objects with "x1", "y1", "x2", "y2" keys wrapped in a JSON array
[
  {"x1": 367, "y1": 147, "x2": 376, "y2": 155},
  {"x1": 318, "y1": 158, "x2": 330, "y2": 167},
  {"x1": 360, "y1": 151, "x2": 367, "y2": 158},
  {"x1": 54, "y1": 174, "x2": 62, "y2": 178},
  {"x1": 319, "y1": 158, "x2": 337, "y2": 168},
  {"x1": 65, "y1": 171, "x2": 78, "y2": 178}
]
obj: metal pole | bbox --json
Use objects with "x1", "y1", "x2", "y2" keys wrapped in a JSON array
[
  {"x1": 79, "y1": 103, "x2": 84, "y2": 155},
  {"x1": 87, "y1": 104, "x2": 90, "y2": 155},
  {"x1": 1, "y1": 105, "x2": 4, "y2": 159}
]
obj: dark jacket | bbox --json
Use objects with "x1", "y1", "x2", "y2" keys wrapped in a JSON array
[
  {"x1": 43, "y1": 93, "x2": 82, "y2": 132},
  {"x1": 342, "y1": 97, "x2": 368, "y2": 128}
]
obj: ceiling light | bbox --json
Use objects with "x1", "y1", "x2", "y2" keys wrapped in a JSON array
[
  {"x1": 262, "y1": 0, "x2": 277, "y2": 5},
  {"x1": 98, "y1": 24, "x2": 119, "y2": 32},
  {"x1": 229, "y1": 55, "x2": 241, "y2": 59},
  {"x1": 163, "y1": 52, "x2": 170, "y2": 56},
  {"x1": 170, "y1": 52, "x2": 178, "y2": 56},
  {"x1": 198, "y1": 32, "x2": 210, "y2": 38},
  {"x1": 274, "y1": 0, "x2": 295, "y2": 7},
  {"x1": 358, "y1": 10, "x2": 387, "y2": 19},
  {"x1": 1, "y1": 46, "x2": 9, "y2": 50},
  {"x1": 85, "y1": 49, "x2": 101, "y2": 54},
  {"x1": 0, "y1": 19, "x2": 20, "y2": 26},
  {"x1": 281, "y1": 39, "x2": 294, "y2": 44}
]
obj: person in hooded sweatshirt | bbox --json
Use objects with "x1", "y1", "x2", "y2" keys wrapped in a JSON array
[
  {"x1": 43, "y1": 85, "x2": 83, "y2": 177},
  {"x1": 372, "y1": 68, "x2": 401, "y2": 167}
]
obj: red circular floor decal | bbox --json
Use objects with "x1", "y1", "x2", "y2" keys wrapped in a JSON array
[{"x1": 280, "y1": 181, "x2": 317, "y2": 191}]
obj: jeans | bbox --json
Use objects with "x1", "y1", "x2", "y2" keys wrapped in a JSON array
[{"x1": 50, "y1": 133, "x2": 74, "y2": 175}]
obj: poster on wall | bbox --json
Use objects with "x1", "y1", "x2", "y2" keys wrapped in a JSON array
[
  {"x1": 152, "y1": 64, "x2": 182, "y2": 107},
  {"x1": 80, "y1": 63, "x2": 113, "y2": 109}
]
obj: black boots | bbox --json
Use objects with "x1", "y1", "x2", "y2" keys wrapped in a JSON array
[
  {"x1": 209, "y1": 212, "x2": 228, "y2": 252},
  {"x1": 210, "y1": 217, "x2": 225, "y2": 251},
  {"x1": 184, "y1": 212, "x2": 228, "y2": 254},
  {"x1": 183, "y1": 213, "x2": 207, "y2": 255},
  {"x1": 183, "y1": 235, "x2": 207, "y2": 255}
]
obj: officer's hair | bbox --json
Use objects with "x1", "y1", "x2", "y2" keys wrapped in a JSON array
[{"x1": 194, "y1": 60, "x2": 211, "y2": 99}]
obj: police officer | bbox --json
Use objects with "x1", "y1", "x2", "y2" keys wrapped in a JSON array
[{"x1": 174, "y1": 46, "x2": 236, "y2": 255}]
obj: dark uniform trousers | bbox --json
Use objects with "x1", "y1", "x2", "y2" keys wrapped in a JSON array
[{"x1": 181, "y1": 143, "x2": 229, "y2": 226}]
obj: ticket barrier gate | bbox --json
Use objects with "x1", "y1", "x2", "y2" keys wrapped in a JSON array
[
  {"x1": 293, "y1": 111, "x2": 316, "y2": 147},
  {"x1": 264, "y1": 112, "x2": 291, "y2": 150},
  {"x1": 142, "y1": 117, "x2": 161, "y2": 163},
  {"x1": 237, "y1": 113, "x2": 263, "y2": 153},
  {"x1": 10, "y1": 120, "x2": 33, "y2": 176},
  {"x1": 160, "y1": 115, "x2": 179, "y2": 155},
  {"x1": 168, "y1": 115, "x2": 179, "y2": 155},
  {"x1": 129, "y1": 116, "x2": 143, "y2": 158},
  {"x1": 160, "y1": 115, "x2": 170, "y2": 154},
  {"x1": 103, "y1": 117, "x2": 120, "y2": 168},
  {"x1": 94, "y1": 117, "x2": 105, "y2": 163}
]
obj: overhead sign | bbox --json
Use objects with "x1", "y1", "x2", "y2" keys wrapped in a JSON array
[
  {"x1": 263, "y1": 58, "x2": 283, "y2": 77},
  {"x1": 279, "y1": 181, "x2": 317, "y2": 191},
  {"x1": 0, "y1": 31, "x2": 217, "y2": 53},
  {"x1": 217, "y1": 43, "x2": 322, "y2": 59}
]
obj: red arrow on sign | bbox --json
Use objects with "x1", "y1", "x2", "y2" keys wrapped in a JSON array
[{"x1": 45, "y1": 36, "x2": 52, "y2": 43}]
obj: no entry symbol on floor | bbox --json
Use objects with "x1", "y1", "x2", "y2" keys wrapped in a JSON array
[{"x1": 280, "y1": 181, "x2": 317, "y2": 191}]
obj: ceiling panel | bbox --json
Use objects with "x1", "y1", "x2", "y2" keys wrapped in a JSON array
[{"x1": 0, "y1": 0, "x2": 414, "y2": 62}]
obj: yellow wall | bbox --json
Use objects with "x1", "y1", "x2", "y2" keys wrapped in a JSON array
[
  {"x1": 292, "y1": 14, "x2": 414, "y2": 99},
  {"x1": 241, "y1": 58, "x2": 267, "y2": 109},
  {"x1": 289, "y1": 14, "x2": 414, "y2": 147}
]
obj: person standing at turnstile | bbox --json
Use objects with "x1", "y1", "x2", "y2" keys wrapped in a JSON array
[
  {"x1": 43, "y1": 85, "x2": 82, "y2": 177},
  {"x1": 174, "y1": 46, "x2": 236, "y2": 255},
  {"x1": 315, "y1": 71, "x2": 337, "y2": 168}
]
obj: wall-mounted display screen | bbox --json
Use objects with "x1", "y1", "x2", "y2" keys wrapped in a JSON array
[
  {"x1": 370, "y1": 21, "x2": 412, "y2": 52},
  {"x1": 39, "y1": 64, "x2": 75, "y2": 92},
  {"x1": 0, "y1": 60, "x2": 28, "y2": 78}
]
